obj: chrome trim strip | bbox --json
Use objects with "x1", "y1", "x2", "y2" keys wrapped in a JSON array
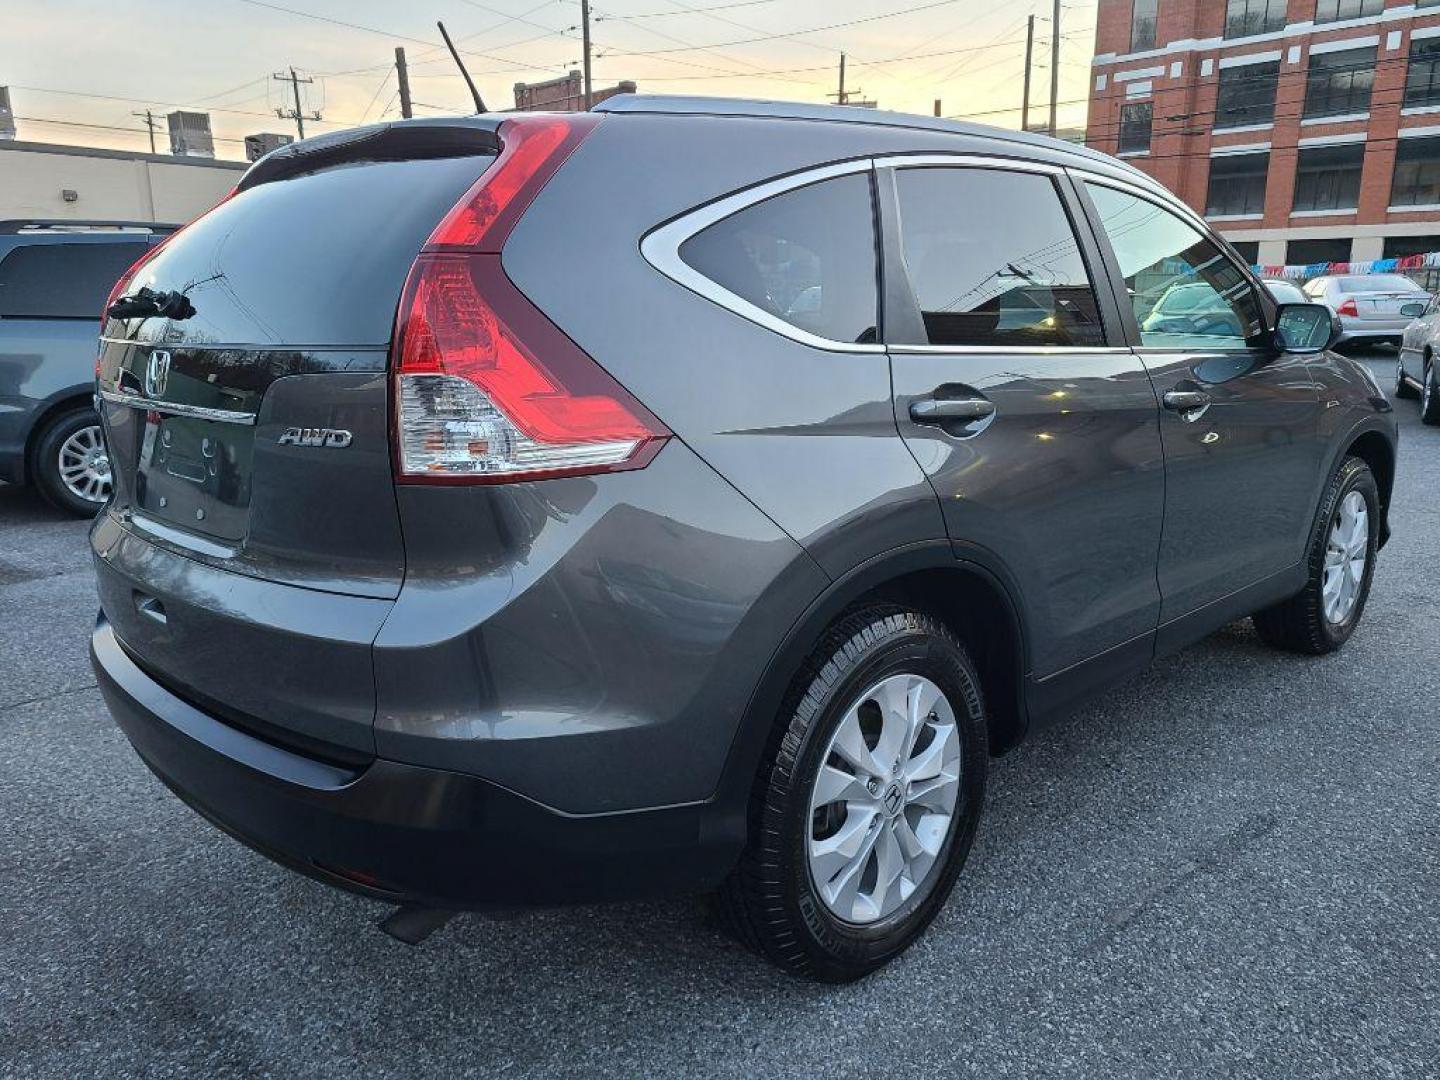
[
  {"x1": 99, "y1": 389, "x2": 256, "y2": 426},
  {"x1": 872, "y1": 153, "x2": 1063, "y2": 175},
  {"x1": 127, "y1": 513, "x2": 240, "y2": 559},
  {"x1": 640, "y1": 159, "x2": 885, "y2": 354},
  {"x1": 887, "y1": 345, "x2": 1135, "y2": 356}
]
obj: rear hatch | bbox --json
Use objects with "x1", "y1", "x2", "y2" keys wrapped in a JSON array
[{"x1": 94, "y1": 119, "x2": 499, "y2": 760}]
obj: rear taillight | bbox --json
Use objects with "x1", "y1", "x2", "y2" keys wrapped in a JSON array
[
  {"x1": 1337, "y1": 299, "x2": 1359, "y2": 317},
  {"x1": 392, "y1": 115, "x2": 669, "y2": 484}
]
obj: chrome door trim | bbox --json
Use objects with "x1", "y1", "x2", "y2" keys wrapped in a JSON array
[
  {"x1": 887, "y1": 345, "x2": 1135, "y2": 356},
  {"x1": 640, "y1": 158, "x2": 884, "y2": 354},
  {"x1": 872, "y1": 153, "x2": 1064, "y2": 175},
  {"x1": 98, "y1": 389, "x2": 256, "y2": 426}
]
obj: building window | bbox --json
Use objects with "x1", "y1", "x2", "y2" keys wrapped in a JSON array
[
  {"x1": 1228, "y1": 240, "x2": 1261, "y2": 265},
  {"x1": 1207, "y1": 153, "x2": 1270, "y2": 216},
  {"x1": 1119, "y1": 102, "x2": 1153, "y2": 153},
  {"x1": 1292, "y1": 144, "x2": 1364, "y2": 212},
  {"x1": 1405, "y1": 39, "x2": 1440, "y2": 109},
  {"x1": 1313, "y1": 0, "x2": 1383, "y2": 23},
  {"x1": 1286, "y1": 238, "x2": 1351, "y2": 265},
  {"x1": 1392, "y1": 136, "x2": 1440, "y2": 207},
  {"x1": 1303, "y1": 46, "x2": 1377, "y2": 119},
  {"x1": 1224, "y1": 0, "x2": 1286, "y2": 39},
  {"x1": 1383, "y1": 235, "x2": 1440, "y2": 258},
  {"x1": 1215, "y1": 62, "x2": 1280, "y2": 128},
  {"x1": 1131, "y1": 0, "x2": 1158, "y2": 51}
]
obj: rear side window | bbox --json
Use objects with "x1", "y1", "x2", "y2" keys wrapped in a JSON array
[
  {"x1": 0, "y1": 242, "x2": 147, "y2": 319},
  {"x1": 892, "y1": 167, "x2": 1106, "y2": 348},
  {"x1": 678, "y1": 173, "x2": 879, "y2": 345}
]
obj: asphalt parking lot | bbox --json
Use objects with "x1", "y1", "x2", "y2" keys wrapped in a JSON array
[{"x1": 2, "y1": 351, "x2": 1436, "y2": 1079}]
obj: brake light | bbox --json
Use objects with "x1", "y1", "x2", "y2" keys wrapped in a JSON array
[
  {"x1": 1337, "y1": 299, "x2": 1359, "y2": 317},
  {"x1": 392, "y1": 115, "x2": 668, "y2": 483}
]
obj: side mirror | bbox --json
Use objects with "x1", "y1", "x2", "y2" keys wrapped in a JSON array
[
  {"x1": 1401, "y1": 301, "x2": 1427, "y2": 318},
  {"x1": 1272, "y1": 302, "x2": 1337, "y2": 354}
]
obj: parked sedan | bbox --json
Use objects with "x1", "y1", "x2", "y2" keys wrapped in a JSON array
[
  {"x1": 1303, "y1": 273, "x2": 1432, "y2": 348},
  {"x1": 1396, "y1": 294, "x2": 1440, "y2": 424},
  {"x1": 1262, "y1": 278, "x2": 1309, "y2": 305}
]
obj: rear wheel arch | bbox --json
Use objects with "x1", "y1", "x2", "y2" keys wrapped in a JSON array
[{"x1": 716, "y1": 543, "x2": 1031, "y2": 822}]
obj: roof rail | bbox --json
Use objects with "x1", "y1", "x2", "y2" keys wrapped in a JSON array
[{"x1": 0, "y1": 220, "x2": 179, "y2": 235}]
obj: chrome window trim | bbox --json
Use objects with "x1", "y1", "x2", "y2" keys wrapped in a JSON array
[
  {"x1": 98, "y1": 389, "x2": 256, "y2": 426},
  {"x1": 1069, "y1": 166, "x2": 1219, "y2": 241},
  {"x1": 640, "y1": 158, "x2": 884, "y2": 354},
  {"x1": 873, "y1": 153, "x2": 1064, "y2": 175},
  {"x1": 887, "y1": 345, "x2": 1134, "y2": 356}
]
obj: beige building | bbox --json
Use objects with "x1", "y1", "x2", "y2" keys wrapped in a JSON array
[{"x1": 0, "y1": 140, "x2": 243, "y2": 226}]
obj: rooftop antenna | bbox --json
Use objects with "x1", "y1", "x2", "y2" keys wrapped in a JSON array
[{"x1": 437, "y1": 20, "x2": 486, "y2": 114}]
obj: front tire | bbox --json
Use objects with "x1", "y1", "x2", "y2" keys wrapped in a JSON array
[
  {"x1": 1422, "y1": 358, "x2": 1440, "y2": 426},
  {"x1": 1253, "y1": 456, "x2": 1378, "y2": 654},
  {"x1": 31, "y1": 407, "x2": 112, "y2": 517},
  {"x1": 716, "y1": 606, "x2": 988, "y2": 982},
  {"x1": 1394, "y1": 355, "x2": 1419, "y2": 401}
]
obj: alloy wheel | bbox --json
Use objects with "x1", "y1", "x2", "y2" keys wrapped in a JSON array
[
  {"x1": 1322, "y1": 489, "x2": 1368, "y2": 625},
  {"x1": 56, "y1": 424, "x2": 112, "y2": 504},
  {"x1": 807, "y1": 673, "x2": 961, "y2": 925}
]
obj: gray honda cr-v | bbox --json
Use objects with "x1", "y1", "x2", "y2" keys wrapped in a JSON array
[{"x1": 91, "y1": 97, "x2": 1397, "y2": 982}]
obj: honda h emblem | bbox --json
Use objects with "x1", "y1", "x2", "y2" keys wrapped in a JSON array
[{"x1": 144, "y1": 350, "x2": 171, "y2": 398}]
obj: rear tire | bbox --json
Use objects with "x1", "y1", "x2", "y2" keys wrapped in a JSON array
[
  {"x1": 1394, "y1": 355, "x2": 1419, "y2": 401},
  {"x1": 31, "y1": 407, "x2": 112, "y2": 517},
  {"x1": 1253, "y1": 456, "x2": 1378, "y2": 654},
  {"x1": 716, "y1": 605, "x2": 988, "y2": 982},
  {"x1": 1422, "y1": 359, "x2": 1440, "y2": 426}
]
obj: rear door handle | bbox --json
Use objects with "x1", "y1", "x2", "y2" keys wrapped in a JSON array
[
  {"x1": 909, "y1": 397, "x2": 997, "y2": 424},
  {"x1": 1162, "y1": 390, "x2": 1211, "y2": 414}
]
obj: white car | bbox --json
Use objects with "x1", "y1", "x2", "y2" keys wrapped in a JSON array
[{"x1": 1302, "y1": 274, "x2": 1431, "y2": 347}]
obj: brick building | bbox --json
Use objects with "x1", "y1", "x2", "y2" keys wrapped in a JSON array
[
  {"x1": 513, "y1": 71, "x2": 636, "y2": 112},
  {"x1": 1087, "y1": 0, "x2": 1440, "y2": 267}
]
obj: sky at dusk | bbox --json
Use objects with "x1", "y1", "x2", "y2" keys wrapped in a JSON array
[{"x1": 1, "y1": 0, "x2": 1099, "y2": 161}]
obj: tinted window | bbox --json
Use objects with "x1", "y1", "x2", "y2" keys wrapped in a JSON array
[
  {"x1": 893, "y1": 168, "x2": 1104, "y2": 348},
  {"x1": 1303, "y1": 47, "x2": 1376, "y2": 119},
  {"x1": 1215, "y1": 63, "x2": 1280, "y2": 128},
  {"x1": 1085, "y1": 183, "x2": 1263, "y2": 350},
  {"x1": 1391, "y1": 135, "x2": 1440, "y2": 207},
  {"x1": 1288, "y1": 239, "x2": 1351, "y2": 265},
  {"x1": 1293, "y1": 143, "x2": 1364, "y2": 212},
  {"x1": 0, "y1": 241, "x2": 147, "y2": 319},
  {"x1": 1264, "y1": 280, "x2": 1308, "y2": 304},
  {"x1": 1314, "y1": 0, "x2": 1382, "y2": 21},
  {"x1": 1405, "y1": 39, "x2": 1440, "y2": 109},
  {"x1": 679, "y1": 173, "x2": 878, "y2": 345},
  {"x1": 1206, "y1": 152, "x2": 1269, "y2": 216},
  {"x1": 1224, "y1": 0, "x2": 1286, "y2": 39},
  {"x1": 1230, "y1": 240, "x2": 1261, "y2": 265},
  {"x1": 1119, "y1": 103, "x2": 1153, "y2": 154},
  {"x1": 1131, "y1": 0, "x2": 1158, "y2": 50}
]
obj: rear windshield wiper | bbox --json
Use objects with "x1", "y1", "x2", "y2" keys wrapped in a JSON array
[{"x1": 106, "y1": 286, "x2": 196, "y2": 321}]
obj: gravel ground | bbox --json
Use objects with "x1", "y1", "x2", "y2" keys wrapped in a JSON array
[{"x1": 1, "y1": 353, "x2": 1436, "y2": 1079}]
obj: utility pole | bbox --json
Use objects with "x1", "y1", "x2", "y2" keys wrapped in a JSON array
[
  {"x1": 1022, "y1": 15, "x2": 1035, "y2": 133},
  {"x1": 273, "y1": 67, "x2": 318, "y2": 140},
  {"x1": 838, "y1": 52, "x2": 847, "y2": 105},
  {"x1": 395, "y1": 47, "x2": 413, "y2": 119},
  {"x1": 132, "y1": 109, "x2": 159, "y2": 154},
  {"x1": 580, "y1": 0, "x2": 593, "y2": 109},
  {"x1": 933, "y1": 99, "x2": 941, "y2": 117},
  {"x1": 1048, "y1": 0, "x2": 1060, "y2": 137}
]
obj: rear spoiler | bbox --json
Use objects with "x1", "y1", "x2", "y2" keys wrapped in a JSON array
[
  {"x1": 238, "y1": 117, "x2": 504, "y2": 191},
  {"x1": 0, "y1": 220, "x2": 177, "y2": 234}
]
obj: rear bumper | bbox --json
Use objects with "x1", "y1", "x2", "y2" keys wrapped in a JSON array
[
  {"x1": 1337, "y1": 317, "x2": 1409, "y2": 343},
  {"x1": 92, "y1": 617, "x2": 738, "y2": 908}
]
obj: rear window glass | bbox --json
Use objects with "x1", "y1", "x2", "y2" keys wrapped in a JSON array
[
  {"x1": 893, "y1": 167, "x2": 1105, "y2": 348},
  {"x1": 0, "y1": 242, "x2": 148, "y2": 319},
  {"x1": 117, "y1": 155, "x2": 488, "y2": 347},
  {"x1": 678, "y1": 173, "x2": 879, "y2": 345},
  {"x1": 1338, "y1": 275, "x2": 1421, "y2": 292}
]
